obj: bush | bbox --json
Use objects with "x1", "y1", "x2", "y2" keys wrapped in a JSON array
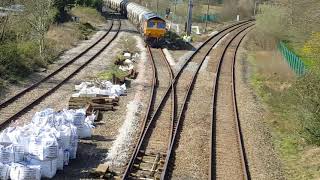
[
  {"x1": 17, "y1": 41, "x2": 43, "y2": 68},
  {"x1": 98, "y1": 65, "x2": 128, "y2": 81},
  {"x1": 75, "y1": 0, "x2": 103, "y2": 11},
  {"x1": 78, "y1": 22, "x2": 96, "y2": 39},
  {"x1": 288, "y1": 72, "x2": 320, "y2": 145},
  {"x1": 301, "y1": 32, "x2": 320, "y2": 68},
  {"x1": 255, "y1": 4, "x2": 288, "y2": 40},
  {"x1": 119, "y1": 36, "x2": 138, "y2": 53},
  {"x1": 0, "y1": 43, "x2": 33, "y2": 81}
]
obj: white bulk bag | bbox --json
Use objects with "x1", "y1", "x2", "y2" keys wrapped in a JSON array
[
  {"x1": 101, "y1": 81, "x2": 113, "y2": 88},
  {"x1": 62, "y1": 109, "x2": 75, "y2": 123},
  {"x1": 75, "y1": 82, "x2": 92, "y2": 91},
  {"x1": 57, "y1": 148, "x2": 64, "y2": 170},
  {"x1": 31, "y1": 109, "x2": 55, "y2": 127},
  {"x1": 29, "y1": 158, "x2": 57, "y2": 179},
  {"x1": 77, "y1": 123, "x2": 93, "y2": 139},
  {"x1": 0, "y1": 132, "x2": 11, "y2": 144},
  {"x1": 16, "y1": 125, "x2": 34, "y2": 153},
  {"x1": 28, "y1": 137, "x2": 43, "y2": 160},
  {"x1": 0, "y1": 127, "x2": 19, "y2": 144},
  {"x1": 28, "y1": 135, "x2": 58, "y2": 160},
  {"x1": 10, "y1": 163, "x2": 41, "y2": 180},
  {"x1": 69, "y1": 125, "x2": 78, "y2": 159},
  {"x1": 56, "y1": 125, "x2": 71, "y2": 150},
  {"x1": 52, "y1": 112, "x2": 68, "y2": 128},
  {"x1": 69, "y1": 143, "x2": 77, "y2": 160},
  {"x1": 85, "y1": 114, "x2": 96, "y2": 125},
  {"x1": 12, "y1": 145, "x2": 24, "y2": 163},
  {"x1": 0, "y1": 162, "x2": 10, "y2": 180},
  {"x1": 73, "y1": 109, "x2": 86, "y2": 126},
  {"x1": 124, "y1": 59, "x2": 133, "y2": 64},
  {"x1": 0, "y1": 145, "x2": 13, "y2": 164},
  {"x1": 42, "y1": 136, "x2": 59, "y2": 158},
  {"x1": 63, "y1": 150, "x2": 69, "y2": 166}
]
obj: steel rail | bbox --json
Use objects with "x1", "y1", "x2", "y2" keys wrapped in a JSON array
[
  {"x1": 122, "y1": 46, "x2": 175, "y2": 179},
  {"x1": 0, "y1": 19, "x2": 122, "y2": 129},
  {"x1": 159, "y1": 48, "x2": 175, "y2": 143},
  {"x1": 0, "y1": 20, "x2": 115, "y2": 110},
  {"x1": 231, "y1": 28, "x2": 254, "y2": 180},
  {"x1": 210, "y1": 26, "x2": 254, "y2": 179},
  {"x1": 161, "y1": 22, "x2": 254, "y2": 179},
  {"x1": 121, "y1": 45, "x2": 157, "y2": 178},
  {"x1": 123, "y1": 20, "x2": 254, "y2": 179}
]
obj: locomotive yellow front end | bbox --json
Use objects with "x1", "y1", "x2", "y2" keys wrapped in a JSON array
[{"x1": 142, "y1": 13, "x2": 166, "y2": 45}]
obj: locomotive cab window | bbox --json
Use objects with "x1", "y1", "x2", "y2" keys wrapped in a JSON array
[
  {"x1": 147, "y1": 21, "x2": 155, "y2": 28},
  {"x1": 157, "y1": 22, "x2": 165, "y2": 29}
]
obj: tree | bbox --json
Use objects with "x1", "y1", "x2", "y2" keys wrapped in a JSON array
[
  {"x1": 54, "y1": 0, "x2": 75, "y2": 23},
  {"x1": 0, "y1": 0, "x2": 13, "y2": 42},
  {"x1": 21, "y1": 0, "x2": 56, "y2": 59}
]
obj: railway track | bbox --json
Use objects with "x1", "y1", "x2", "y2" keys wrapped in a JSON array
[
  {"x1": 0, "y1": 18, "x2": 121, "y2": 129},
  {"x1": 121, "y1": 20, "x2": 254, "y2": 180},
  {"x1": 122, "y1": 46, "x2": 175, "y2": 179},
  {"x1": 211, "y1": 25, "x2": 253, "y2": 179},
  {"x1": 162, "y1": 22, "x2": 254, "y2": 179}
]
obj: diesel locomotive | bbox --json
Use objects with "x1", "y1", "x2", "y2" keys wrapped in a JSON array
[{"x1": 105, "y1": 0, "x2": 167, "y2": 45}]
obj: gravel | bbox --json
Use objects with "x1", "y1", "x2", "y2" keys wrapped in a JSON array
[
  {"x1": 235, "y1": 38, "x2": 286, "y2": 179},
  {"x1": 106, "y1": 100, "x2": 143, "y2": 167},
  {"x1": 170, "y1": 32, "x2": 233, "y2": 179},
  {"x1": 0, "y1": 18, "x2": 153, "y2": 179},
  {"x1": 105, "y1": 34, "x2": 152, "y2": 171},
  {"x1": 173, "y1": 43, "x2": 201, "y2": 74},
  {"x1": 171, "y1": 71, "x2": 212, "y2": 179},
  {"x1": 0, "y1": 23, "x2": 110, "y2": 103},
  {"x1": 0, "y1": 21, "x2": 120, "y2": 126}
]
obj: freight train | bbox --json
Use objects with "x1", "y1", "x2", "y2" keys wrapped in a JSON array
[{"x1": 105, "y1": 0, "x2": 167, "y2": 45}]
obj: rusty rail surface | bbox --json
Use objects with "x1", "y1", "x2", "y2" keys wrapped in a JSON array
[
  {"x1": 210, "y1": 25, "x2": 254, "y2": 179},
  {"x1": 122, "y1": 46, "x2": 175, "y2": 179},
  {"x1": 161, "y1": 22, "x2": 254, "y2": 179},
  {"x1": 122, "y1": 19, "x2": 254, "y2": 179}
]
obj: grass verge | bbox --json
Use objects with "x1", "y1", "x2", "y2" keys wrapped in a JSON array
[
  {"x1": 247, "y1": 49, "x2": 320, "y2": 179},
  {"x1": 0, "y1": 6, "x2": 105, "y2": 93}
]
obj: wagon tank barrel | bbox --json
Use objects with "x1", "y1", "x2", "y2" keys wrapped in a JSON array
[{"x1": 105, "y1": 0, "x2": 167, "y2": 46}]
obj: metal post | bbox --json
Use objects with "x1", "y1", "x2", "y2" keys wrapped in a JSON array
[
  {"x1": 205, "y1": 0, "x2": 210, "y2": 32},
  {"x1": 186, "y1": 0, "x2": 193, "y2": 36},
  {"x1": 156, "y1": 0, "x2": 159, "y2": 15}
]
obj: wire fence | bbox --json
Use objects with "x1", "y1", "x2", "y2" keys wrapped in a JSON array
[{"x1": 278, "y1": 41, "x2": 306, "y2": 76}]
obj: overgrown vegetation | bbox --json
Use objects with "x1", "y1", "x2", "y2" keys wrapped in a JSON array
[
  {"x1": 98, "y1": 37, "x2": 138, "y2": 81},
  {"x1": 0, "y1": 0, "x2": 105, "y2": 93},
  {"x1": 219, "y1": 0, "x2": 254, "y2": 21},
  {"x1": 250, "y1": 0, "x2": 320, "y2": 178},
  {"x1": 98, "y1": 65, "x2": 129, "y2": 81}
]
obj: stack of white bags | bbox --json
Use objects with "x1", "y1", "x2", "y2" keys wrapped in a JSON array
[
  {"x1": 72, "y1": 81, "x2": 126, "y2": 98},
  {"x1": 0, "y1": 108, "x2": 95, "y2": 180}
]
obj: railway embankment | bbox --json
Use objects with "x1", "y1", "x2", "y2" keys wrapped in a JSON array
[
  {"x1": 0, "y1": 5, "x2": 106, "y2": 100},
  {"x1": 241, "y1": 2, "x2": 320, "y2": 178}
]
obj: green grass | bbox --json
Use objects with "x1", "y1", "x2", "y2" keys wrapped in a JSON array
[
  {"x1": 71, "y1": 7, "x2": 105, "y2": 26},
  {"x1": 0, "y1": 6, "x2": 105, "y2": 92},
  {"x1": 248, "y1": 50, "x2": 320, "y2": 179},
  {"x1": 97, "y1": 65, "x2": 128, "y2": 81}
]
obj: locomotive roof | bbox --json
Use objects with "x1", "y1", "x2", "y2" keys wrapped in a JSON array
[{"x1": 143, "y1": 13, "x2": 164, "y2": 21}]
